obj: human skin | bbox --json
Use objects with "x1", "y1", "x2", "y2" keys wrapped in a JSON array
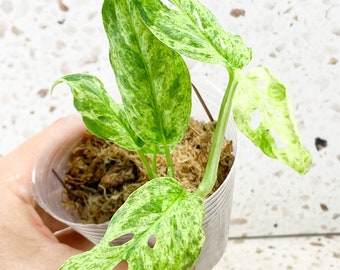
[
  {"x1": 0, "y1": 116, "x2": 127, "y2": 270},
  {"x1": 0, "y1": 116, "x2": 197, "y2": 270}
]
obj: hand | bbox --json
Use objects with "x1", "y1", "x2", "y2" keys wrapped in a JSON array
[{"x1": 0, "y1": 116, "x2": 128, "y2": 270}]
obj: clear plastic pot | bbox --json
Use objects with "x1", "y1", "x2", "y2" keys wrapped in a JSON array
[
  {"x1": 32, "y1": 79, "x2": 237, "y2": 269},
  {"x1": 31, "y1": 132, "x2": 109, "y2": 243},
  {"x1": 192, "y1": 79, "x2": 237, "y2": 270}
]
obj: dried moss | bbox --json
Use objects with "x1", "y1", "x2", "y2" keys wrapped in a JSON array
[{"x1": 60, "y1": 118, "x2": 234, "y2": 224}]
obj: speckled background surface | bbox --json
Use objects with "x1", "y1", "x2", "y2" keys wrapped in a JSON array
[{"x1": 1, "y1": 0, "x2": 339, "y2": 269}]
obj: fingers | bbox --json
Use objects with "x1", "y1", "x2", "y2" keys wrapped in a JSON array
[
  {"x1": 6, "y1": 115, "x2": 85, "y2": 177},
  {"x1": 55, "y1": 227, "x2": 94, "y2": 251},
  {"x1": 0, "y1": 115, "x2": 85, "y2": 201},
  {"x1": 55, "y1": 228, "x2": 129, "y2": 270},
  {"x1": 35, "y1": 204, "x2": 70, "y2": 233},
  {"x1": 0, "y1": 115, "x2": 86, "y2": 231}
]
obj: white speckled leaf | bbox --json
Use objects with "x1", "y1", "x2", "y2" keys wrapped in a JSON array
[
  {"x1": 52, "y1": 74, "x2": 144, "y2": 150},
  {"x1": 102, "y1": 0, "x2": 191, "y2": 151},
  {"x1": 132, "y1": 0, "x2": 252, "y2": 69},
  {"x1": 233, "y1": 67, "x2": 312, "y2": 174},
  {"x1": 59, "y1": 177, "x2": 205, "y2": 270}
]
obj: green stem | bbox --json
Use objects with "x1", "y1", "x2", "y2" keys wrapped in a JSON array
[
  {"x1": 195, "y1": 69, "x2": 237, "y2": 198},
  {"x1": 137, "y1": 149, "x2": 157, "y2": 179},
  {"x1": 164, "y1": 143, "x2": 175, "y2": 178},
  {"x1": 152, "y1": 152, "x2": 158, "y2": 174}
]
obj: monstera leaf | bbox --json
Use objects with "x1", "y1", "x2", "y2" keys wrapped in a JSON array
[
  {"x1": 233, "y1": 67, "x2": 312, "y2": 174},
  {"x1": 59, "y1": 177, "x2": 205, "y2": 270},
  {"x1": 132, "y1": 0, "x2": 252, "y2": 69},
  {"x1": 52, "y1": 74, "x2": 144, "y2": 151},
  {"x1": 102, "y1": 0, "x2": 191, "y2": 152}
]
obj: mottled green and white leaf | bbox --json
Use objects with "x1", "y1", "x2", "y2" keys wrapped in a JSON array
[
  {"x1": 132, "y1": 0, "x2": 252, "y2": 69},
  {"x1": 52, "y1": 74, "x2": 144, "y2": 150},
  {"x1": 59, "y1": 177, "x2": 205, "y2": 270},
  {"x1": 232, "y1": 67, "x2": 312, "y2": 174},
  {"x1": 102, "y1": 0, "x2": 191, "y2": 152}
]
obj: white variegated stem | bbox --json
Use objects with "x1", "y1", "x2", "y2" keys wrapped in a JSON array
[
  {"x1": 196, "y1": 68, "x2": 237, "y2": 198},
  {"x1": 152, "y1": 149, "x2": 158, "y2": 176},
  {"x1": 137, "y1": 149, "x2": 157, "y2": 179},
  {"x1": 163, "y1": 142, "x2": 175, "y2": 178}
]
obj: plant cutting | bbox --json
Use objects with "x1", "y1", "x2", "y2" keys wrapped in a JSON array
[{"x1": 47, "y1": 0, "x2": 312, "y2": 269}]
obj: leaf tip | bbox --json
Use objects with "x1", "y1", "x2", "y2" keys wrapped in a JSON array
[
  {"x1": 50, "y1": 78, "x2": 65, "y2": 95},
  {"x1": 295, "y1": 150, "x2": 313, "y2": 175}
]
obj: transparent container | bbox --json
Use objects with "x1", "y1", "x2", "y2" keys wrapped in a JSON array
[
  {"x1": 192, "y1": 79, "x2": 238, "y2": 270},
  {"x1": 32, "y1": 79, "x2": 237, "y2": 269},
  {"x1": 31, "y1": 131, "x2": 109, "y2": 243}
]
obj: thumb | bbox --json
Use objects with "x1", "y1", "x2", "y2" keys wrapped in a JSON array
[{"x1": 0, "y1": 115, "x2": 85, "y2": 202}]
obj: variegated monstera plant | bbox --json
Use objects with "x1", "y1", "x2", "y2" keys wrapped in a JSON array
[{"x1": 53, "y1": 0, "x2": 312, "y2": 269}]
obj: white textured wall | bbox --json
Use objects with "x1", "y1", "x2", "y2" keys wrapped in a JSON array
[{"x1": 1, "y1": 0, "x2": 339, "y2": 268}]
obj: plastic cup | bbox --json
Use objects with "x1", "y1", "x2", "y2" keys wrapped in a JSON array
[
  {"x1": 32, "y1": 79, "x2": 237, "y2": 267},
  {"x1": 192, "y1": 79, "x2": 238, "y2": 269},
  {"x1": 31, "y1": 134, "x2": 109, "y2": 244}
]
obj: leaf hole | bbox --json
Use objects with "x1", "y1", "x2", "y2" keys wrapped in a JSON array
[
  {"x1": 251, "y1": 109, "x2": 262, "y2": 129},
  {"x1": 109, "y1": 233, "x2": 134, "y2": 247},
  {"x1": 272, "y1": 129, "x2": 286, "y2": 149},
  {"x1": 147, "y1": 234, "x2": 157, "y2": 249}
]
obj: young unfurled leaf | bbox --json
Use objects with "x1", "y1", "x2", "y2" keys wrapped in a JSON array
[
  {"x1": 52, "y1": 74, "x2": 144, "y2": 151},
  {"x1": 232, "y1": 67, "x2": 312, "y2": 174},
  {"x1": 59, "y1": 177, "x2": 205, "y2": 270},
  {"x1": 102, "y1": 0, "x2": 191, "y2": 152},
  {"x1": 132, "y1": 0, "x2": 252, "y2": 69}
]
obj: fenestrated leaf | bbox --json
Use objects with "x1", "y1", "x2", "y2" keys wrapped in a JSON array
[
  {"x1": 232, "y1": 67, "x2": 312, "y2": 174},
  {"x1": 132, "y1": 0, "x2": 252, "y2": 69},
  {"x1": 52, "y1": 74, "x2": 144, "y2": 151},
  {"x1": 59, "y1": 177, "x2": 205, "y2": 270},
  {"x1": 102, "y1": 0, "x2": 191, "y2": 153}
]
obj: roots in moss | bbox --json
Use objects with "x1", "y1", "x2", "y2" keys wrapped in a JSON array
[{"x1": 59, "y1": 118, "x2": 234, "y2": 224}]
